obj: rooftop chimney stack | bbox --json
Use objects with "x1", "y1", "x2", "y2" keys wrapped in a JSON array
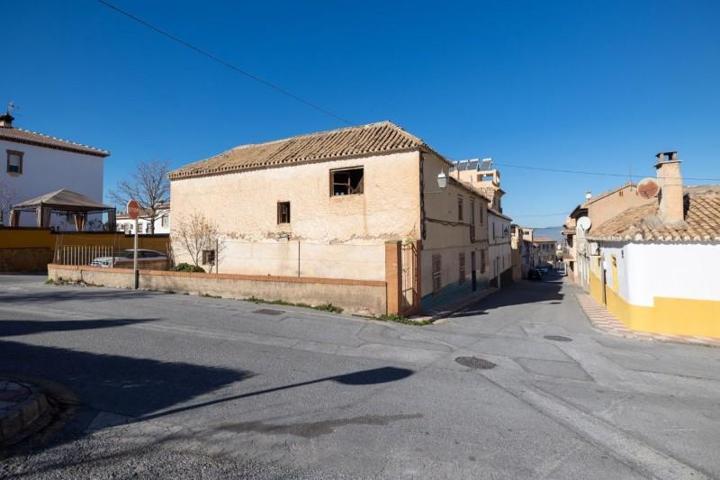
[
  {"x1": 655, "y1": 151, "x2": 684, "y2": 225},
  {"x1": 0, "y1": 111, "x2": 13, "y2": 128}
]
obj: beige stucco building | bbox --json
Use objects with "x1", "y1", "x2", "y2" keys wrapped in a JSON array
[
  {"x1": 452, "y1": 160, "x2": 513, "y2": 287},
  {"x1": 563, "y1": 182, "x2": 655, "y2": 288},
  {"x1": 169, "y1": 121, "x2": 493, "y2": 314}
]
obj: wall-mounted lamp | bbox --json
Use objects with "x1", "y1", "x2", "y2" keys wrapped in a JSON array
[{"x1": 437, "y1": 171, "x2": 448, "y2": 189}]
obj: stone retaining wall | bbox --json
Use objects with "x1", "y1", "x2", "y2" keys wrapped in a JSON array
[{"x1": 48, "y1": 264, "x2": 387, "y2": 316}]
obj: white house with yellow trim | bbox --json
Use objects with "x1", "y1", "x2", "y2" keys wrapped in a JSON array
[{"x1": 586, "y1": 152, "x2": 720, "y2": 338}]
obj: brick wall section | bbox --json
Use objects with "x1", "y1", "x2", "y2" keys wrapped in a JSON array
[{"x1": 47, "y1": 264, "x2": 388, "y2": 316}]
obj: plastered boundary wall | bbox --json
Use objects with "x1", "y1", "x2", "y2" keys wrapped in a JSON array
[
  {"x1": 0, "y1": 228, "x2": 170, "y2": 272},
  {"x1": 48, "y1": 264, "x2": 388, "y2": 316}
]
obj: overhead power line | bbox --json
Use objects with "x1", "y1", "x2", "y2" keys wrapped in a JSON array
[
  {"x1": 493, "y1": 161, "x2": 720, "y2": 182},
  {"x1": 512, "y1": 212, "x2": 569, "y2": 217},
  {"x1": 97, "y1": 0, "x2": 353, "y2": 125}
]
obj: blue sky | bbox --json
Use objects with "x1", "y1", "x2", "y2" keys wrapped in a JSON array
[{"x1": 3, "y1": 0, "x2": 719, "y2": 227}]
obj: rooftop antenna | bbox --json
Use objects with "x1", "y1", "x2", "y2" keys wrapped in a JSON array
[{"x1": 6, "y1": 101, "x2": 16, "y2": 115}]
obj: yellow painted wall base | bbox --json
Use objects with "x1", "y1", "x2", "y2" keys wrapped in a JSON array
[{"x1": 589, "y1": 272, "x2": 720, "y2": 339}]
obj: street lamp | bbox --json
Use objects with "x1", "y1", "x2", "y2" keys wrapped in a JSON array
[{"x1": 437, "y1": 170, "x2": 448, "y2": 189}]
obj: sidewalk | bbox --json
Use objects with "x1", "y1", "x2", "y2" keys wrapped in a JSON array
[
  {"x1": 0, "y1": 378, "x2": 51, "y2": 447},
  {"x1": 576, "y1": 293, "x2": 720, "y2": 348},
  {"x1": 414, "y1": 287, "x2": 498, "y2": 322}
]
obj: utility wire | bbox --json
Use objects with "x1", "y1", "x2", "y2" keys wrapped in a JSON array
[
  {"x1": 512, "y1": 212, "x2": 569, "y2": 217},
  {"x1": 96, "y1": 0, "x2": 353, "y2": 125},
  {"x1": 492, "y1": 161, "x2": 720, "y2": 182}
]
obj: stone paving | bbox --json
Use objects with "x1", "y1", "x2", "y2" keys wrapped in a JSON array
[
  {"x1": 575, "y1": 293, "x2": 720, "y2": 347},
  {"x1": 0, "y1": 378, "x2": 50, "y2": 446}
]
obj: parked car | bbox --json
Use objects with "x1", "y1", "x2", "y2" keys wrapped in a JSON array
[
  {"x1": 527, "y1": 268, "x2": 543, "y2": 281},
  {"x1": 91, "y1": 249, "x2": 168, "y2": 268}
]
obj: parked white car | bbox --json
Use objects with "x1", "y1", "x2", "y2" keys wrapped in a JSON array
[{"x1": 91, "y1": 249, "x2": 168, "y2": 268}]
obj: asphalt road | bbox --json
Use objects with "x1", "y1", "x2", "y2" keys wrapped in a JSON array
[{"x1": 1, "y1": 274, "x2": 719, "y2": 479}]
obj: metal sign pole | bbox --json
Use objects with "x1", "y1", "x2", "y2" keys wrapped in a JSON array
[{"x1": 133, "y1": 217, "x2": 139, "y2": 289}]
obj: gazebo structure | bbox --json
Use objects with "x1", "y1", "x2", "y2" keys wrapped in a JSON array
[{"x1": 9, "y1": 189, "x2": 116, "y2": 231}]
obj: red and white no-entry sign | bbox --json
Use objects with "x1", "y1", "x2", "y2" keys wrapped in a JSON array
[{"x1": 126, "y1": 199, "x2": 141, "y2": 220}]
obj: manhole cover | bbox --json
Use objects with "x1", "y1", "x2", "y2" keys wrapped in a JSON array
[
  {"x1": 455, "y1": 356, "x2": 496, "y2": 370},
  {"x1": 544, "y1": 335, "x2": 573, "y2": 342},
  {"x1": 253, "y1": 309, "x2": 285, "y2": 315}
]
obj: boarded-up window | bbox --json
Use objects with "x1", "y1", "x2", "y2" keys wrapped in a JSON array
[
  {"x1": 432, "y1": 254, "x2": 442, "y2": 293},
  {"x1": 202, "y1": 249, "x2": 216, "y2": 265},
  {"x1": 458, "y1": 252, "x2": 465, "y2": 283},
  {"x1": 277, "y1": 202, "x2": 291, "y2": 224},
  {"x1": 331, "y1": 167, "x2": 364, "y2": 196}
]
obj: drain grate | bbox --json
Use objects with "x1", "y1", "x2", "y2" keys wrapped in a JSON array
[
  {"x1": 253, "y1": 309, "x2": 285, "y2": 316},
  {"x1": 544, "y1": 335, "x2": 572, "y2": 342},
  {"x1": 455, "y1": 356, "x2": 496, "y2": 370}
]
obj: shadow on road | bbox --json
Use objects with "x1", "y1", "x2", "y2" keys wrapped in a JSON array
[
  {"x1": 141, "y1": 366, "x2": 414, "y2": 422},
  {"x1": 0, "y1": 340, "x2": 253, "y2": 419},
  {"x1": 0, "y1": 288, "x2": 158, "y2": 304},
  {"x1": 449, "y1": 273, "x2": 565, "y2": 318},
  {"x1": 0, "y1": 318, "x2": 156, "y2": 337}
]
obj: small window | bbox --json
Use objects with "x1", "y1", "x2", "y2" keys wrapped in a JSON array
[
  {"x1": 202, "y1": 249, "x2": 216, "y2": 265},
  {"x1": 457, "y1": 196, "x2": 464, "y2": 221},
  {"x1": 331, "y1": 167, "x2": 364, "y2": 196},
  {"x1": 6, "y1": 150, "x2": 23, "y2": 174},
  {"x1": 277, "y1": 201, "x2": 291, "y2": 224},
  {"x1": 161, "y1": 215, "x2": 169, "y2": 228},
  {"x1": 481, "y1": 249, "x2": 487, "y2": 274}
]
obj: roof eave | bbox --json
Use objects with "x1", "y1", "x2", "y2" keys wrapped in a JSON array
[{"x1": 169, "y1": 146, "x2": 424, "y2": 181}]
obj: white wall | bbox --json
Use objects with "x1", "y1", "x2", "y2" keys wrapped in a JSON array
[
  {"x1": 600, "y1": 242, "x2": 720, "y2": 306},
  {"x1": 117, "y1": 211, "x2": 170, "y2": 234},
  {"x1": 488, "y1": 211, "x2": 511, "y2": 279},
  {"x1": 0, "y1": 139, "x2": 105, "y2": 227},
  {"x1": 174, "y1": 238, "x2": 387, "y2": 281}
]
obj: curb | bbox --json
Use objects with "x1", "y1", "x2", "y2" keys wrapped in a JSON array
[
  {"x1": 424, "y1": 288, "x2": 498, "y2": 322},
  {"x1": 0, "y1": 381, "x2": 52, "y2": 447},
  {"x1": 575, "y1": 293, "x2": 720, "y2": 348}
]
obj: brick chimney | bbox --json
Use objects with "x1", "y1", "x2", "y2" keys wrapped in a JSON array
[
  {"x1": 0, "y1": 111, "x2": 13, "y2": 128},
  {"x1": 655, "y1": 151, "x2": 684, "y2": 224}
]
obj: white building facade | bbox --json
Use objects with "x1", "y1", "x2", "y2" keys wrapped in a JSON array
[
  {"x1": 488, "y1": 209, "x2": 512, "y2": 287},
  {"x1": 116, "y1": 204, "x2": 170, "y2": 234},
  {"x1": 0, "y1": 112, "x2": 108, "y2": 228}
]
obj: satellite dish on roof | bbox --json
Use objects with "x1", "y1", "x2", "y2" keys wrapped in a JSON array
[
  {"x1": 637, "y1": 177, "x2": 660, "y2": 199},
  {"x1": 577, "y1": 216, "x2": 592, "y2": 232}
]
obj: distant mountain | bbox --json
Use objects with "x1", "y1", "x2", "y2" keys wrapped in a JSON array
[{"x1": 531, "y1": 226, "x2": 563, "y2": 242}]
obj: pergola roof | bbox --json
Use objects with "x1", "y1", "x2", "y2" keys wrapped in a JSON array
[{"x1": 13, "y1": 189, "x2": 112, "y2": 212}]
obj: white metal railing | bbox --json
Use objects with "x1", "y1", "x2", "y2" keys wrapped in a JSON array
[{"x1": 56, "y1": 245, "x2": 113, "y2": 266}]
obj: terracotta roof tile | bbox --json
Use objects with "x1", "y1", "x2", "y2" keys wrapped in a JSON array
[
  {"x1": 588, "y1": 186, "x2": 720, "y2": 242},
  {"x1": 0, "y1": 127, "x2": 109, "y2": 157},
  {"x1": 169, "y1": 121, "x2": 425, "y2": 180}
]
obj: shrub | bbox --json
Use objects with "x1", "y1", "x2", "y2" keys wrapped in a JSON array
[{"x1": 173, "y1": 263, "x2": 205, "y2": 273}]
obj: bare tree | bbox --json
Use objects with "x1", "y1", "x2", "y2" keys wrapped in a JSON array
[
  {"x1": 0, "y1": 177, "x2": 16, "y2": 226},
  {"x1": 110, "y1": 160, "x2": 170, "y2": 234},
  {"x1": 173, "y1": 212, "x2": 223, "y2": 269}
]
